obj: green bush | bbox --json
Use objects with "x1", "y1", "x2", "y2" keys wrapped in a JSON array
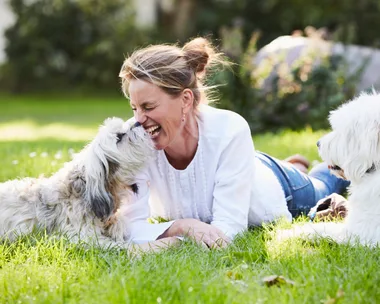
[
  {"x1": 1, "y1": 0, "x2": 152, "y2": 92},
  {"x1": 214, "y1": 34, "x2": 360, "y2": 133},
  {"x1": 194, "y1": 0, "x2": 380, "y2": 49}
]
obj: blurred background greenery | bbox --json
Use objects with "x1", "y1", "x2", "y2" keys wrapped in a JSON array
[{"x1": 1, "y1": 0, "x2": 380, "y2": 133}]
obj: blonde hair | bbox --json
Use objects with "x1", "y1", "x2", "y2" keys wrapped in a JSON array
[{"x1": 119, "y1": 37, "x2": 228, "y2": 108}]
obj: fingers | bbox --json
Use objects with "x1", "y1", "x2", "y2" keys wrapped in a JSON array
[
  {"x1": 330, "y1": 193, "x2": 347, "y2": 202},
  {"x1": 168, "y1": 218, "x2": 232, "y2": 249},
  {"x1": 315, "y1": 199, "x2": 348, "y2": 220},
  {"x1": 313, "y1": 193, "x2": 349, "y2": 221},
  {"x1": 192, "y1": 231, "x2": 231, "y2": 249},
  {"x1": 210, "y1": 237, "x2": 230, "y2": 249},
  {"x1": 315, "y1": 209, "x2": 334, "y2": 220}
]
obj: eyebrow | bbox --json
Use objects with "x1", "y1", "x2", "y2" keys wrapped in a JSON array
[{"x1": 130, "y1": 101, "x2": 157, "y2": 107}]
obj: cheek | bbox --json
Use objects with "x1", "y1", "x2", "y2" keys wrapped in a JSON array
[{"x1": 159, "y1": 111, "x2": 181, "y2": 128}]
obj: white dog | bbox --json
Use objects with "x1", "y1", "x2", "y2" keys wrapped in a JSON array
[
  {"x1": 278, "y1": 91, "x2": 380, "y2": 246},
  {"x1": 0, "y1": 118, "x2": 153, "y2": 249}
]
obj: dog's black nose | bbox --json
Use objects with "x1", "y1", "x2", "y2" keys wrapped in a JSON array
[
  {"x1": 133, "y1": 121, "x2": 141, "y2": 128},
  {"x1": 316, "y1": 140, "x2": 321, "y2": 148}
]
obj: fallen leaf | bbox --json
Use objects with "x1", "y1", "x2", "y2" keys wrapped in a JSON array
[{"x1": 262, "y1": 275, "x2": 296, "y2": 287}]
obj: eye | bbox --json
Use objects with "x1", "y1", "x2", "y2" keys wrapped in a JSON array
[
  {"x1": 143, "y1": 106, "x2": 155, "y2": 112},
  {"x1": 116, "y1": 133, "x2": 125, "y2": 143}
]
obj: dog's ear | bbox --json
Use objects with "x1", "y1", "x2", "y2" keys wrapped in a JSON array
[
  {"x1": 343, "y1": 126, "x2": 380, "y2": 182},
  {"x1": 83, "y1": 139, "x2": 115, "y2": 220},
  {"x1": 89, "y1": 188, "x2": 114, "y2": 220},
  {"x1": 344, "y1": 158, "x2": 372, "y2": 183}
]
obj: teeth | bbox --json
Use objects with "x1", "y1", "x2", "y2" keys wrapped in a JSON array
[{"x1": 146, "y1": 125, "x2": 160, "y2": 134}]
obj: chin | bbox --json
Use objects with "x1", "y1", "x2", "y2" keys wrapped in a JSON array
[
  {"x1": 152, "y1": 138, "x2": 165, "y2": 150},
  {"x1": 151, "y1": 133, "x2": 171, "y2": 151}
]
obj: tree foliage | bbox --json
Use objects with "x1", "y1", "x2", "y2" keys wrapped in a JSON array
[
  {"x1": 191, "y1": 0, "x2": 380, "y2": 49},
  {"x1": 2, "y1": 0, "x2": 151, "y2": 91}
]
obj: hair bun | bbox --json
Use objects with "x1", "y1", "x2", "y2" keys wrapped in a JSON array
[{"x1": 182, "y1": 37, "x2": 215, "y2": 75}]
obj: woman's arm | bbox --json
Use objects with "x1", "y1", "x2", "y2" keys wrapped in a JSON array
[
  {"x1": 125, "y1": 174, "x2": 230, "y2": 248},
  {"x1": 211, "y1": 118, "x2": 255, "y2": 239},
  {"x1": 123, "y1": 174, "x2": 175, "y2": 243},
  {"x1": 158, "y1": 218, "x2": 231, "y2": 248},
  {"x1": 129, "y1": 236, "x2": 181, "y2": 255}
]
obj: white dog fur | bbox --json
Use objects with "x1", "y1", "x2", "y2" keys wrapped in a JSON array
[
  {"x1": 278, "y1": 91, "x2": 380, "y2": 246},
  {"x1": 0, "y1": 118, "x2": 153, "y2": 249}
]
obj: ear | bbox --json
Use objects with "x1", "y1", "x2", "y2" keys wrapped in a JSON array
[
  {"x1": 344, "y1": 127, "x2": 380, "y2": 182},
  {"x1": 84, "y1": 141, "x2": 115, "y2": 220},
  {"x1": 344, "y1": 156, "x2": 375, "y2": 182},
  {"x1": 88, "y1": 188, "x2": 114, "y2": 220},
  {"x1": 181, "y1": 88, "x2": 194, "y2": 113}
]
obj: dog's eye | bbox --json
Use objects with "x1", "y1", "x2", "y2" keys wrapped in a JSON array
[
  {"x1": 331, "y1": 165, "x2": 342, "y2": 171},
  {"x1": 116, "y1": 133, "x2": 125, "y2": 143}
]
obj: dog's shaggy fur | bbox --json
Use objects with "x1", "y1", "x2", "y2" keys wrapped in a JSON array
[
  {"x1": 0, "y1": 118, "x2": 153, "y2": 249},
  {"x1": 278, "y1": 92, "x2": 380, "y2": 246}
]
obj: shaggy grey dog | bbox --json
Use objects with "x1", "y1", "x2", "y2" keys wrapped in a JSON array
[{"x1": 0, "y1": 118, "x2": 153, "y2": 249}]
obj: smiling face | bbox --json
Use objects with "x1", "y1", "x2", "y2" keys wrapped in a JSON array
[{"x1": 128, "y1": 79, "x2": 186, "y2": 150}]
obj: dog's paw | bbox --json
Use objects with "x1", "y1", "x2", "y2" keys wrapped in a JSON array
[
  {"x1": 276, "y1": 226, "x2": 304, "y2": 242},
  {"x1": 276, "y1": 223, "x2": 325, "y2": 242},
  {"x1": 277, "y1": 222, "x2": 346, "y2": 244}
]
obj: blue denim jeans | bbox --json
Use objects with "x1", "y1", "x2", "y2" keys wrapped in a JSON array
[{"x1": 256, "y1": 152, "x2": 350, "y2": 217}]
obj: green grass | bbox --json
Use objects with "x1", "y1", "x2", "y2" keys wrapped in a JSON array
[{"x1": 1, "y1": 94, "x2": 379, "y2": 303}]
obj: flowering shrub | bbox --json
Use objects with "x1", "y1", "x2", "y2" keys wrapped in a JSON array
[{"x1": 215, "y1": 34, "x2": 362, "y2": 133}]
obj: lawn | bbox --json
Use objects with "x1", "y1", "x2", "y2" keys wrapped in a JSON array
[{"x1": 0, "y1": 93, "x2": 379, "y2": 304}]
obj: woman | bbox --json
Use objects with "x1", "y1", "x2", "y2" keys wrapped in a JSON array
[{"x1": 119, "y1": 37, "x2": 348, "y2": 248}]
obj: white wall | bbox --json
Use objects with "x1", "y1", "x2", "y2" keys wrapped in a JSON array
[{"x1": 132, "y1": 0, "x2": 158, "y2": 28}]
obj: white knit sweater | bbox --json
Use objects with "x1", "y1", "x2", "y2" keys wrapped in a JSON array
[{"x1": 124, "y1": 105, "x2": 291, "y2": 243}]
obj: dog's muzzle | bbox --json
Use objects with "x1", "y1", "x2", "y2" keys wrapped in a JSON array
[{"x1": 132, "y1": 121, "x2": 141, "y2": 129}]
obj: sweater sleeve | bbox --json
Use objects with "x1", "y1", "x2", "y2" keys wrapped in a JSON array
[
  {"x1": 123, "y1": 172, "x2": 174, "y2": 244},
  {"x1": 211, "y1": 120, "x2": 255, "y2": 239}
]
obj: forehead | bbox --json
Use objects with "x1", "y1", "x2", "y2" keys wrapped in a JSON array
[{"x1": 128, "y1": 79, "x2": 164, "y2": 104}]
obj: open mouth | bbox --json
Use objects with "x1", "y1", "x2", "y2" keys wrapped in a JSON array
[{"x1": 145, "y1": 125, "x2": 161, "y2": 138}]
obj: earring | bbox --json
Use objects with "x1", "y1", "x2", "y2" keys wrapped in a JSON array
[{"x1": 182, "y1": 113, "x2": 186, "y2": 122}]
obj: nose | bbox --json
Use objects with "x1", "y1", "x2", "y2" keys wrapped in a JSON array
[
  {"x1": 316, "y1": 140, "x2": 321, "y2": 148},
  {"x1": 134, "y1": 109, "x2": 147, "y2": 125}
]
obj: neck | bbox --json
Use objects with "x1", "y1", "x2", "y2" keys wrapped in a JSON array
[{"x1": 164, "y1": 114, "x2": 199, "y2": 170}]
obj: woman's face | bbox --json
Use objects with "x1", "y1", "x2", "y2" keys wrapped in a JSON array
[{"x1": 128, "y1": 79, "x2": 185, "y2": 150}]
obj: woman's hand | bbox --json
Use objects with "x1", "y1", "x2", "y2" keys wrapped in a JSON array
[
  {"x1": 308, "y1": 193, "x2": 348, "y2": 221},
  {"x1": 159, "y1": 218, "x2": 231, "y2": 249},
  {"x1": 130, "y1": 237, "x2": 181, "y2": 255}
]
